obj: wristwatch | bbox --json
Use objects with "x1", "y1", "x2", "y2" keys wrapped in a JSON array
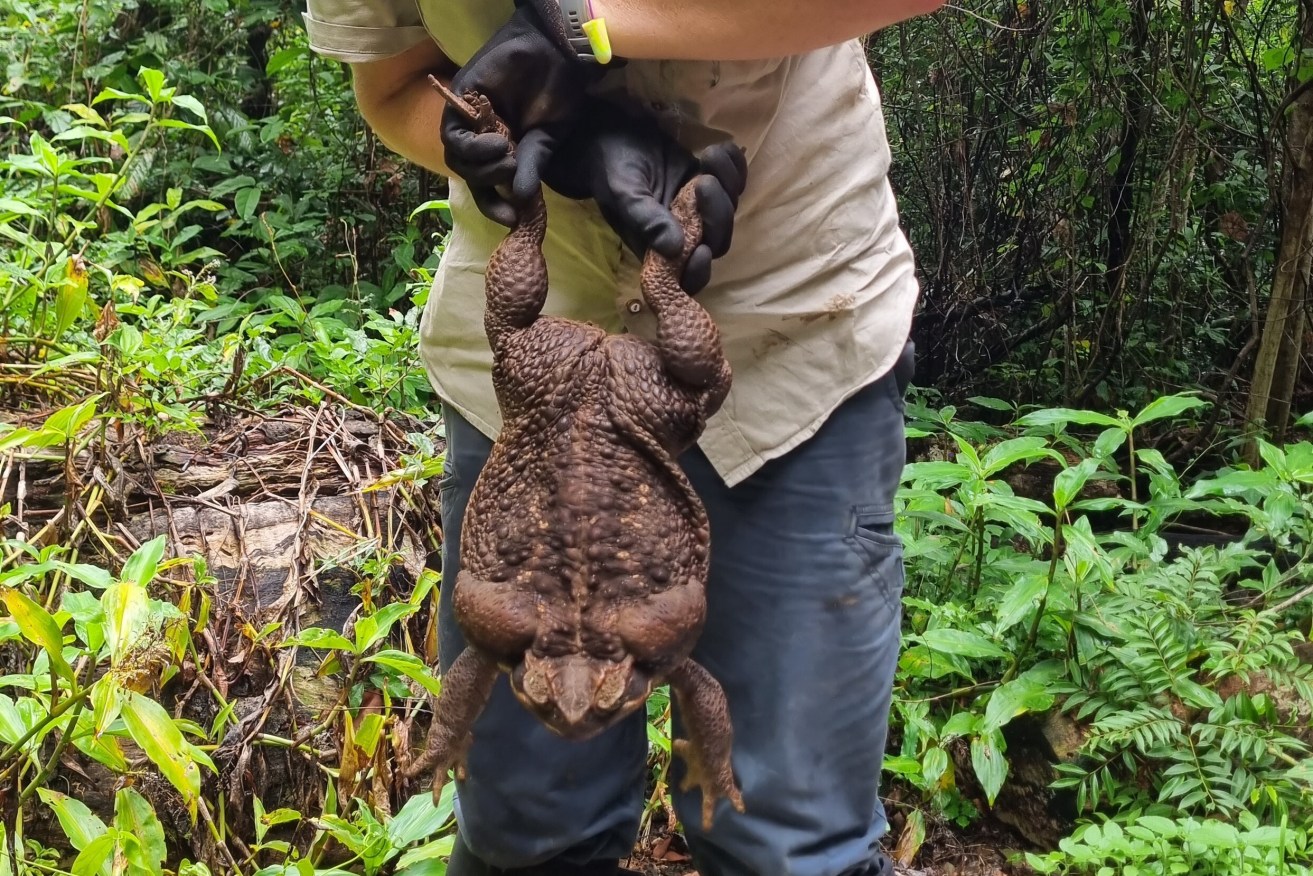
[{"x1": 559, "y1": 0, "x2": 616, "y2": 64}]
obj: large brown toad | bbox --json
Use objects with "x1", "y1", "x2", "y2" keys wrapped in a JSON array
[{"x1": 404, "y1": 83, "x2": 744, "y2": 831}]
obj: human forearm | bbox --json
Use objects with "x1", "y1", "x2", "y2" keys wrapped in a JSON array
[
  {"x1": 590, "y1": 0, "x2": 944, "y2": 61},
  {"x1": 351, "y1": 40, "x2": 457, "y2": 176}
]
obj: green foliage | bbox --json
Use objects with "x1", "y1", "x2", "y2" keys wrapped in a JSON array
[{"x1": 889, "y1": 394, "x2": 1313, "y2": 870}]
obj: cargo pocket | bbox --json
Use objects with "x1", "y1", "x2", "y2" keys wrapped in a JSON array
[{"x1": 845, "y1": 504, "x2": 905, "y2": 600}]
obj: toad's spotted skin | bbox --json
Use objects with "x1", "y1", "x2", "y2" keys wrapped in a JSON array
[{"x1": 404, "y1": 83, "x2": 743, "y2": 831}]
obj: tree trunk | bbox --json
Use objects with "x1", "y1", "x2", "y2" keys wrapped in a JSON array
[{"x1": 1246, "y1": 2, "x2": 1313, "y2": 455}]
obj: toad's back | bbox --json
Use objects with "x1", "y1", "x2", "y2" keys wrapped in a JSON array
[{"x1": 461, "y1": 333, "x2": 711, "y2": 643}]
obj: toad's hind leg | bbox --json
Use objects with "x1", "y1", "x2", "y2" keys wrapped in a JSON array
[
  {"x1": 452, "y1": 569, "x2": 538, "y2": 657},
  {"x1": 484, "y1": 193, "x2": 549, "y2": 348},
  {"x1": 403, "y1": 647, "x2": 499, "y2": 803},
  {"x1": 669, "y1": 658, "x2": 745, "y2": 831},
  {"x1": 638, "y1": 180, "x2": 732, "y2": 415}
]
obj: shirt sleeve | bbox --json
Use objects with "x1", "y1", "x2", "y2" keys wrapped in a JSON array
[{"x1": 302, "y1": 0, "x2": 432, "y2": 64}]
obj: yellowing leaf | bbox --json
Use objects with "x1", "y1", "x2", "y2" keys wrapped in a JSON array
[
  {"x1": 121, "y1": 691, "x2": 201, "y2": 815},
  {"x1": 55, "y1": 256, "x2": 89, "y2": 338},
  {"x1": 0, "y1": 588, "x2": 74, "y2": 682},
  {"x1": 38, "y1": 790, "x2": 107, "y2": 852},
  {"x1": 101, "y1": 583, "x2": 149, "y2": 670}
]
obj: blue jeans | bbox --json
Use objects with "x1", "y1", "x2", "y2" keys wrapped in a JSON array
[{"x1": 435, "y1": 343, "x2": 912, "y2": 876}]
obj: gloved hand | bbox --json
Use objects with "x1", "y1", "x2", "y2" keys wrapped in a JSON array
[
  {"x1": 541, "y1": 102, "x2": 748, "y2": 294},
  {"x1": 441, "y1": 0, "x2": 601, "y2": 226}
]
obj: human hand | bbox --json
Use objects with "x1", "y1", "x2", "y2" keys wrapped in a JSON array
[
  {"x1": 543, "y1": 103, "x2": 748, "y2": 294},
  {"x1": 441, "y1": 1, "x2": 600, "y2": 226}
]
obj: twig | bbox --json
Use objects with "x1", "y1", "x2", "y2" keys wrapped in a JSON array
[{"x1": 1271, "y1": 579, "x2": 1313, "y2": 614}]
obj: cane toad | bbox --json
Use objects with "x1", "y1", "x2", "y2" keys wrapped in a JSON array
[{"x1": 404, "y1": 82, "x2": 744, "y2": 831}]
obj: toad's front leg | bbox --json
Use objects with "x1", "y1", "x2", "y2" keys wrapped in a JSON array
[
  {"x1": 403, "y1": 647, "x2": 500, "y2": 803},
  {"x1": 668, "y1": 658, "x2": 745, "y2": 831}
]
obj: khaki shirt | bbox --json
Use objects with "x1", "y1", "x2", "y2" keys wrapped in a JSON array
[{"x1": 304, "y1": 0, "x2": 919, "y2": 486}]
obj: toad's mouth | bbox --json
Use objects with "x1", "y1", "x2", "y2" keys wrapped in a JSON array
[{"x1": 508, "y1": 652, "x2": 653, "y2": 740}]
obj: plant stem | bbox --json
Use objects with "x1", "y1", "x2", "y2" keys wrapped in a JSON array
[
  {"x1": 971, "y1": 507, "x2": 986, "y2": 591},
  {"x1": 0, "y1": 686, "x2": 92, "y2": 777},
  {"x1": 1002, "y1": 511, "x2": 1065, "y2": 684},
  {"x1": 17, "y1": 693, "x2": 88, "y2": 808}
]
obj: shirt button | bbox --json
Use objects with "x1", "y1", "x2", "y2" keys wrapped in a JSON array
[{"x1": 625, "y1": 299, "x2": 643, "y2": 313}]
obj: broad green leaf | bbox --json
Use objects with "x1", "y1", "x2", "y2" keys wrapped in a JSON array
[
  {"x1": 93, "y1": 86, "x2": 147, "y2": 105},
  {"x1": 994, "y1": 573, "x2": 1048, "y2": 634},
  {"x1": 350, "y1": 713, "x2": 385, "y2": 758},
  {"x1": 62, "y1": 103, "x2": 107, "y2": 126},
  {"x1": 38, "y1": 790, "x2": 107, "y2": 852},
  {"x1": 53, "y1": 562, "x2": 112, "y2": 590},
  {"x1": 114, "y1": 788, "x2": 165, "y2": 876},
  {"x1": 1093, "y1": 427, "x2": 1127, "y2": 459},
  {"x1": 1131, "y1": 393, "x2": 1207, "y2": 427},
  {"x1": 898, "y1": 645, "x2": 973, "y2": 681},
  {"x1": 967, "y1": 396, "x2": 1015, "y2": 412},
  {"x1": 120, "y1": 535, "x2": 167, "y2": 588},
  {"x1": 281, "y1": 627, "x2": 356, "y2": 653},
  {"x1": 1135, "y1": 815, "x2": 1181, "y2": 838},
  {"x1": 355, "y1": 601, "x2": 418, "y2": 652},
  {"x1": 90, "y1": 676, "x2": 123, "y2": 738},
  {"x1": 71, "y1": 832, "x2": 116, "y2": 876},
  {"x1": 921, "y1": 746, "x2": 950, "y2": 788},
  {"x1": 1015, "y1": 408, "x2": 1121, "y2": 429},
  {"x1": 138, "y1": 68, "x2": 169, "y2": 102},
  {"x1": 0, "y1": 588, "x2": 74, "y2": 682},
  {"x1": 170, "y1": 94, "x2": 208, "y2": 122},
  {"x1": 1256, "y1": 439, "x2": 1291, "y2": 479},
  {"x1": 156, "y1": 118, "x2": 220, "y2": 149},
  {"x1": 395, "y1": 848, "x2": 452, "y2": 876},
  {"x1": 234, "y1": 187, "x2": 261, "y2": 222},
  {"x1": 971, "y1": 730, "x2": 1009, "y2": 806},
  {"x1": 1053, "y1": 457, "x2": 1101, "y2": 510},
  {"x1": 1183, "y1": 820, "x2": 1238, "y2": 848},
  {"x1": 0, "y1": 197, "x2": 42, "y2": 217},
  {"x1": 71, "y1": 727, "x2": 128, "y2": 772},
  {"x1": 366, "y1": 650, "x2": 442, "y2": 696},
  {"x1": 408, "y1": 199, "x2": 451, "y2": 222},
  {"x1": 0, "y1": 694, "x2": 33, "y2": 752},
  {"x1": 983, "y1": 677, "x2": 1054, "y2": 734},
  {"x1": 980, "y1": 437, "x2": 1055, "y2": 477},
  {"x1": 1172, "y1": 678, "x2": 1222, "y2": 710},
  {"x1": 42, "y1": 396, "x2": 102, "y2": 441},
  {"x1": 1185, "y1": 469, "x2": 1276, "y2": 498},
  {"x1": 121, "y1": 691, "x2": 201, "y2": 811},
  {"x1": 918, "y1": 628, "x2": 1008, "y2": 660},
  {"x1": 257, "y1": 806, "x2": 302, "y2": 838},
  {"x1": 265, "y1": 46, "x2": 304, "y2": 76},
  {"x1": 902, "y1": 460, "x2": 973, "y2": 488},
  {"x1": 102, "y1": 583, "x2": 149, "y2": 666},
  {"x1": 940, "y1": 710, "x2": 981, "y2": 739},
  {"x1": 389, "y1": 784, "x2": 457, "y2": 848}
]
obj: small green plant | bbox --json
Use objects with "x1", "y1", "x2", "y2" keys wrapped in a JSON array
[{"x1": 888, "y1": 394, "x2": 1313, "y2": 867}]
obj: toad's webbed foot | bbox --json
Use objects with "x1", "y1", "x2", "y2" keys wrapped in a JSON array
[
  {"x1": 402, "y1": 647, "x2": 500, "y2": 803},
  {"x1": 669, "y1": 659, "x2": 745, "y2": 831}
]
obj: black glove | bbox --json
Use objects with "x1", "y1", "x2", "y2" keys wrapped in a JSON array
[
  {"x1": 542, "y1": 102, "x2": 748, "y2": 294},
  {"x1": 441, "y1": 1, "x2": 601, "y2": 226}
]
